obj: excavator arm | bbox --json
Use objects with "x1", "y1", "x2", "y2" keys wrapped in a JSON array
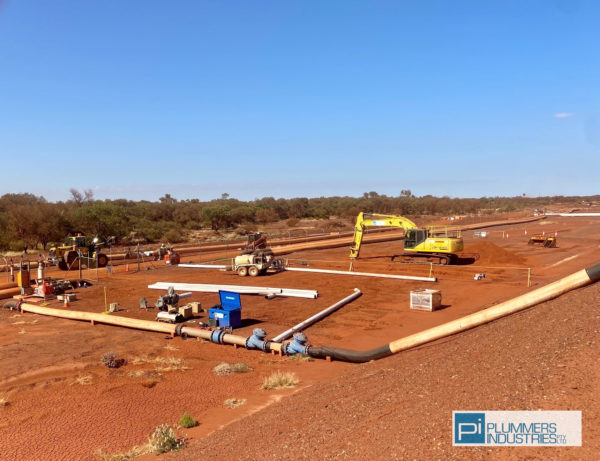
[{"x1": 350, "y1": 212, "x2": 418, "y2": 259}]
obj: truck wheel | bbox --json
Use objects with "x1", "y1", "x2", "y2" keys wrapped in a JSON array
[
  {"x1": 237, "y1": 266, "x2": 248, "y2": 277},
  {"x1": 248, "y1": 266, "x2": 259, "y2": 277},
  {"x1": 97, "y1": 253, "x2": 108, "y2": 268},
  {"x1": 65, "y1": 250, "x2": 79, "y2": 270}
]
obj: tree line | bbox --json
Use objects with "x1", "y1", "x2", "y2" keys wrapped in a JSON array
[{"x1": 0, "y1": 189, "x2": 596, "y2": 252}]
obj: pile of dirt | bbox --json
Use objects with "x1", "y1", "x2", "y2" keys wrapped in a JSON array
[{"x1": 463, "y1": 240, "x2": 527, "y2": 266}]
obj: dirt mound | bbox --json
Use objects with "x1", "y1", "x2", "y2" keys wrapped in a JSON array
[{"x1": 463, "y1": 240, "x2": 527, "y2": 266}]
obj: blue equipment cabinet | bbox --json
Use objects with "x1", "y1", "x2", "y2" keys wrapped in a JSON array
[{"x1": 208, "y1": 291, "x2": 242, "y2": 328}]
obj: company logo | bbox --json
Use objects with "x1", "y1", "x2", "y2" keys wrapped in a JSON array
[
  {"x1": 453, "y1": 411, "x2": 581, "y2": 447},
  {"x1": 454, "y1": 412, "x2": 485, "y2": 444}
]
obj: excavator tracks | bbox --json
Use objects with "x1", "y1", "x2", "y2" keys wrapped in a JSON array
[{"x1": 391, "y1": 252, "x2": 455, "y2": 265}]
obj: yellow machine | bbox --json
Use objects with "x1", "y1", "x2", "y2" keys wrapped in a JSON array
[
  {"x1": 48, "y1": 234, "x2": 109, "y2": 270},
  {"x1": 350, "y1": 212, "x2": 463, "y2": 266}
]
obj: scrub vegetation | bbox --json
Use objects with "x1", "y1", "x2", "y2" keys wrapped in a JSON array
[{"x1": 2, "y1": 189, "x2": 596, "y2": 252}]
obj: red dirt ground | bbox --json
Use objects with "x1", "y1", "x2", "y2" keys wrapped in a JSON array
[{"x1": 1, "y1": 214, "x2": 599, "y2": 460}]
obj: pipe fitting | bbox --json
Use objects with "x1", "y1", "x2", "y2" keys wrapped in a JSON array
[
  {"x1": 245, "y1": 328, "x2": 269, "y2": 351},
  {"x1": 210, "y1": 329, "x2": 227, "y2": 344},
  {"x1": 283, "y1": 332, "x2": 309, "y2": 356}
]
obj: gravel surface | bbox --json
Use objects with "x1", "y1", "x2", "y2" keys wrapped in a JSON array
[{"x1": 175, "y1": 281, "x2": 600, "y2": 460}]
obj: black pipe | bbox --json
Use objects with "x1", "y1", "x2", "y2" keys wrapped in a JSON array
[
  {"x1": 585, "y1": 262, "x2": 600, "y2": 281},
  {"x1": 308, "y1": 344, "x2": 392, "y2": 363}
]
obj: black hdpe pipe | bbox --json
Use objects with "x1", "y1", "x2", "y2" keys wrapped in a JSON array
[{"x1": 307, "y1": 262, "x2": 600, "y2": 363}]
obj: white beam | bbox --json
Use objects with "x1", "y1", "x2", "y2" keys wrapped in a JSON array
[{"x1": 284, "y1": 267, "x2": 436, "y2": 282}]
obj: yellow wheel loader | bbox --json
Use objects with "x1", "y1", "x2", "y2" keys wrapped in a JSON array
[{"x1": 48, "y1": 234, "x2": 109, "y2": 270}]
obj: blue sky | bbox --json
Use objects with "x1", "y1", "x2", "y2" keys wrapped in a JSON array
[{"x1": 0, "y1": 0, "x2": 598, "y2": 202}]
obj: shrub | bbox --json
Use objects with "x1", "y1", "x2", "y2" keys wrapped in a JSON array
[
  {"x1": 213, "y1": 362, "x2": 251, "y2": 376},
  {"x1": 178, "y1": 412, "x2": 196, "y2": 428},
  {"x1": 148, "y1": 424, "x2": 182, "y2": 454},
  {"x1": 101, "y1": 352, "x2": 125, "y2": 369},
  {"x1": 286, "y1": 218, "x2": 299, "y2": 227},
  {"x1": 0, "y1": 396, "x2": 9, "y2": 407},
  {"x1": 260, "y1": 371, "x2": 299, "y2": 390},
  {"x1": 231, "y1": 362, "x2": 251, "y2": 373},
  {"x1": 212, "y1": 362, "x2": 232, "y2": 376}
]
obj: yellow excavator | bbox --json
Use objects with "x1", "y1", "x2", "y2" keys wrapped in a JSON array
[{"x1": 349, "y1": 212, "x2": 463, "y2": 267}]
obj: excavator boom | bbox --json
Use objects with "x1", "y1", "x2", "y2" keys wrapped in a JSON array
[
  {"x1": 350, "y1": 212, "x2": 418, "y2": 259},
  {"x1": 349, "y1": 212, "x2": 463, "y2": 265}
]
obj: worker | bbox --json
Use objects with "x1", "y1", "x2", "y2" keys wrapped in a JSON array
[{"x1": 158, "y1": 243, "x2": 167, "y2": 260}]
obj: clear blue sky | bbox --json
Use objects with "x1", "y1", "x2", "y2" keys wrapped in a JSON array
[{"x1": 1, "y1": 0, "x2": 598, "y2": 202}]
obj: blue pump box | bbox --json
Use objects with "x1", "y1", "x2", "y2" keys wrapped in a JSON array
[{"x1": 208, "y1": 291, "x2": 242, "y2": 328}]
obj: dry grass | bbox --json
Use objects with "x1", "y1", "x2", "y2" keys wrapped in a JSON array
[
  {"x1": 213, "y1": 362, "x2": 251, "y2": 376},
  {"x1": 231, "y1": 362, "x2": 251, "y2": 373},
  {"x1": 131, "y1": 356, "x2": 188, "y2": 372},
  {"x1": 212, "y1": 362, "x2": 232, "y2": 376},
  {"x1": 18, "y1": 328, "x2": 25, "y2": 335},
  {"x1": 287, "y1": 354, "x2": 314, "y2": 362},
  {"x1": 71, "y1": 375, "x2": 92, "y2": 386},
  {"x1": 129, "y1": 370, "x2": 145, "y2": 378},
  {"x1": 224, "y1": 398, "x2": 247, "y2": 409},
  {"x1": 260, "y1": 371, "x2": 299, "y2": 390},
  {"x1": 131, "y1": 356, "x2": 152, "y2": 365},
  {"x1": 0, "y1": 396, "x2": 9, "y2": 407},
  {"x1": 164, "y1": 344, "x2": 178, "y2": 351},
  {"x1": 154, "y1": 357, "x2": 189, "y2": 372},
  {"x1": 95, "y1": 423, "x2": 182, "y2": 459}
]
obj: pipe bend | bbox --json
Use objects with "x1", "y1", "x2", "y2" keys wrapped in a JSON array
[{"x1": 308, "y1": 344, "x2": 392, "y2": 363}]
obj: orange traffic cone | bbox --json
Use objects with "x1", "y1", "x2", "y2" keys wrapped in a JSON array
[
  {"x1": 64, "y1": 297, "x2": 69, "y2": 308},
  {"x1": 125, "y1": 264, "x2": 130, "y2": 272}
]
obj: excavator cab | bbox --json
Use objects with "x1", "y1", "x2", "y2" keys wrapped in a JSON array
[{"x1": 404, "y1": 229, "x2": 428, "y2": 250}]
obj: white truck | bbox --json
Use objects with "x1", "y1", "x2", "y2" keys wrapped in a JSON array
[{"x1": 233, "y1": 249, "x2": 284, "y2": 277}]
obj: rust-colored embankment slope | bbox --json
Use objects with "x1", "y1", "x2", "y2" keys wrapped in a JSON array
[{"x1": 177, "y1": 280, "x2": 599, "y2": 460}]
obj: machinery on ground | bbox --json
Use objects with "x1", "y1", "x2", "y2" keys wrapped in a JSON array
[
  {"x1": 233, "y1": 249, "x2": 284, "y2": 277},
  {"x1": 241, "y1": 233, "x2": 268, "y2": 253},
  {"x1": 528, "y1": 234, "x2": 557, "y2": 248},
  {"x1": 49, "y1": 234, "x2": 110, "y2": 270},
  {"x1": 151, "y1": 286, "x2": 191, "y2": 323},
  {"x1": 350, "y1": 212, "x2": 464, "y2": 267}
]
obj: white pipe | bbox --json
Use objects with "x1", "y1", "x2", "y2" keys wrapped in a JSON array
[
  {"x1": 178, "y1": 291, "x2": 193, "y2": 299},
  {"x1": 285, "y1": 267, "x2": 436, "y2": 282},
  {"x1": 148, "y1": 282, "x2": 319, "y2": 299},
  {"x1": 179, "y1": 264, "x2": 228, "y2": 269},
  {"x1": 271, "y1": 289, "x2": 362, "y2": 342},
  {"x1": 544, "y1": 213, "x2": 600, "y2": 217}
]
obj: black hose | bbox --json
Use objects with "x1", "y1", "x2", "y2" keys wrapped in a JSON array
[
  {"x1": 585, "y1": 262, "x2": 600, "y2": 281},
  {"x1": 308, "y1": 344, "x2": 392, "y2": 363}
]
